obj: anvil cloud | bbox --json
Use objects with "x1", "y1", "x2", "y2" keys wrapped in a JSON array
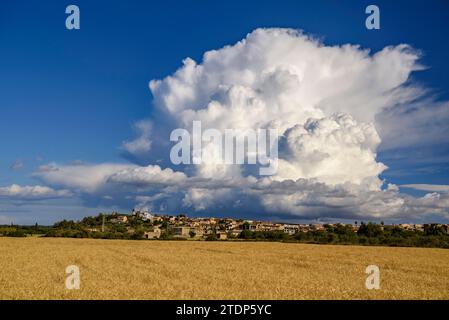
[{"x1": 33, "y1": 28, "x2": 449, "y2": 221}]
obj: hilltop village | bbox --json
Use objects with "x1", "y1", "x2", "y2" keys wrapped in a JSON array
[
  {"x1": 109, "y1": 209, "x2": 432, "y2": 240},
  {"x1": 111, "y1": 209, "x2": 338, "y2": 240},
  {"x1": 66, "y1": 209, "x2": 337, "y2": 240},
  {"x1": 50, "y1": 209, "x2": 449, "y2": 242},
  {"x1": 2, "y1": 209, "x2": 449, "y2": 248}
]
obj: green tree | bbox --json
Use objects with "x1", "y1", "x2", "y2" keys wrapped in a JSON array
[
  {"x1": 239, "y1": 230, "x2": 253, "y2": 239},
  {"x1": 357, "y1": 222, "x2": 383, "y2": 238},
  {"x1": 131, "y1": 229, "x2": 145, "y2": 240},
  {"x1": 424, "y1": 224, "x2": 447, "y2": 236},
  {"x1": 205, "y1": 233, "x2": 218, "y2": 241}
]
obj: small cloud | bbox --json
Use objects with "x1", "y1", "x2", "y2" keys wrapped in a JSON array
[
  {"x1": 400, "y1": 184, "x2": 449, "y2": 193},
  {"x1": 122, "y1": 120, "x2": 152, "y2": 156},
  {"x1": 70, "y1": 160, "x2": 85, "y2": 166},
  {"x1": 0, "y1": 184, "x2": 72, "y2": 200},
  {"x1": 37, "y1": 164, "x2": 59, "y2": 172},
  {"x1": 34, "y1": 162, "x2": 136, "y2": 192},
  {"x1": 10, "y1": 160, "x2": 24, "y2": 171}
]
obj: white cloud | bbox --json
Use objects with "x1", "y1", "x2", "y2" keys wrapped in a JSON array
[
  {"x1": 146, "y1": 28, "x2": 420, "y2": 186},
  {"x1": 135, "y1": 28, "x2": 448, "y2": 219},
  {"x1": 0, "y1": 184, "x2": 72, "y2": 200},
  {"x1": 122, "y1": 120, "x2": 152, "y2": 155},
  {"x1": 34, "y1": 163, "x2": 136, "y2": 192},
  {"x1": 377, "y1": 99, "x2": 449, "y2": 150},
  {"x1": 150, "y1": 29, "x2": 420, "y2": 126},
  {"x1": 27, "y1": 160, "x2": 449, "y2": 220},
  {"x1": 23, "y1": 28, "x2": 449, "y2": 221},
  {"x1": 401, "y1": 184, "x2": 449, "y2": 193},
  {"x1": 108, "y1": 165, "x2": 187, "y2": 186},
  {"x1": 276, "y1": 113, "x2": 386, "y2": 189}
]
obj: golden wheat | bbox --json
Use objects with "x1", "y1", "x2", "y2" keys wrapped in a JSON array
[{"x1": 0, "y1": 237, "x2": 448, "y2": 299}]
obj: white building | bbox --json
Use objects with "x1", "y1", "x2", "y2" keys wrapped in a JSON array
[{"x1": 132, "y1": 209, "x2": 154, "y2": 221}]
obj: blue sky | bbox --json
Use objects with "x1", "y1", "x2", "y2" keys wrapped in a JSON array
[{"x1": 1, "y1": 0, "x2": 449, "y2": 224}]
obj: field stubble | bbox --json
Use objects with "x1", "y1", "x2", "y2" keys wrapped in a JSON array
[{"x1": 0, "y1": 237, "x2": 448, "y2": 299}]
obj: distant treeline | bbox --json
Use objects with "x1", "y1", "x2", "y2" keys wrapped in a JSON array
[
  {"x1": 1, "y1": 219, "x2": 449, "y2": 249},
  {"x1": 0, "y1": 224, "x2": 52, "y2": 237},
  {"x1": 236, "y1": 223, "x2": 449, "y2": 248},
  {"x1": 0, "y1": 214, "x2": 167, "y2": 240}
]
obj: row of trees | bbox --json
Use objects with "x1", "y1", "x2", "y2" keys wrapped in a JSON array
[
  {"x1": 46, "y1": 213, "x2": 156, "y2": 240},
  {"x1": 232, "y1": 223, "x2": 449, "y2": 248},
  {"x1": 0, "y1": 224, "x2": 52, "y2": 237},
  {"x1": 3, "y1": 218, "x2": 449, "y2": 249},
  {"x1": 2, "y1": 213, "x2": 170, "y2": 240}
]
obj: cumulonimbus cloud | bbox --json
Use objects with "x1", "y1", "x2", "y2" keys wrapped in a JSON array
[{"x1": 34, "y1": 28, "x2": 449, "y2": 221}]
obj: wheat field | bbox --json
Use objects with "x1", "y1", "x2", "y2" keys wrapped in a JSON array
[{"x1": 0, "y1": 237, "x2": 448, "y2": 299}]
